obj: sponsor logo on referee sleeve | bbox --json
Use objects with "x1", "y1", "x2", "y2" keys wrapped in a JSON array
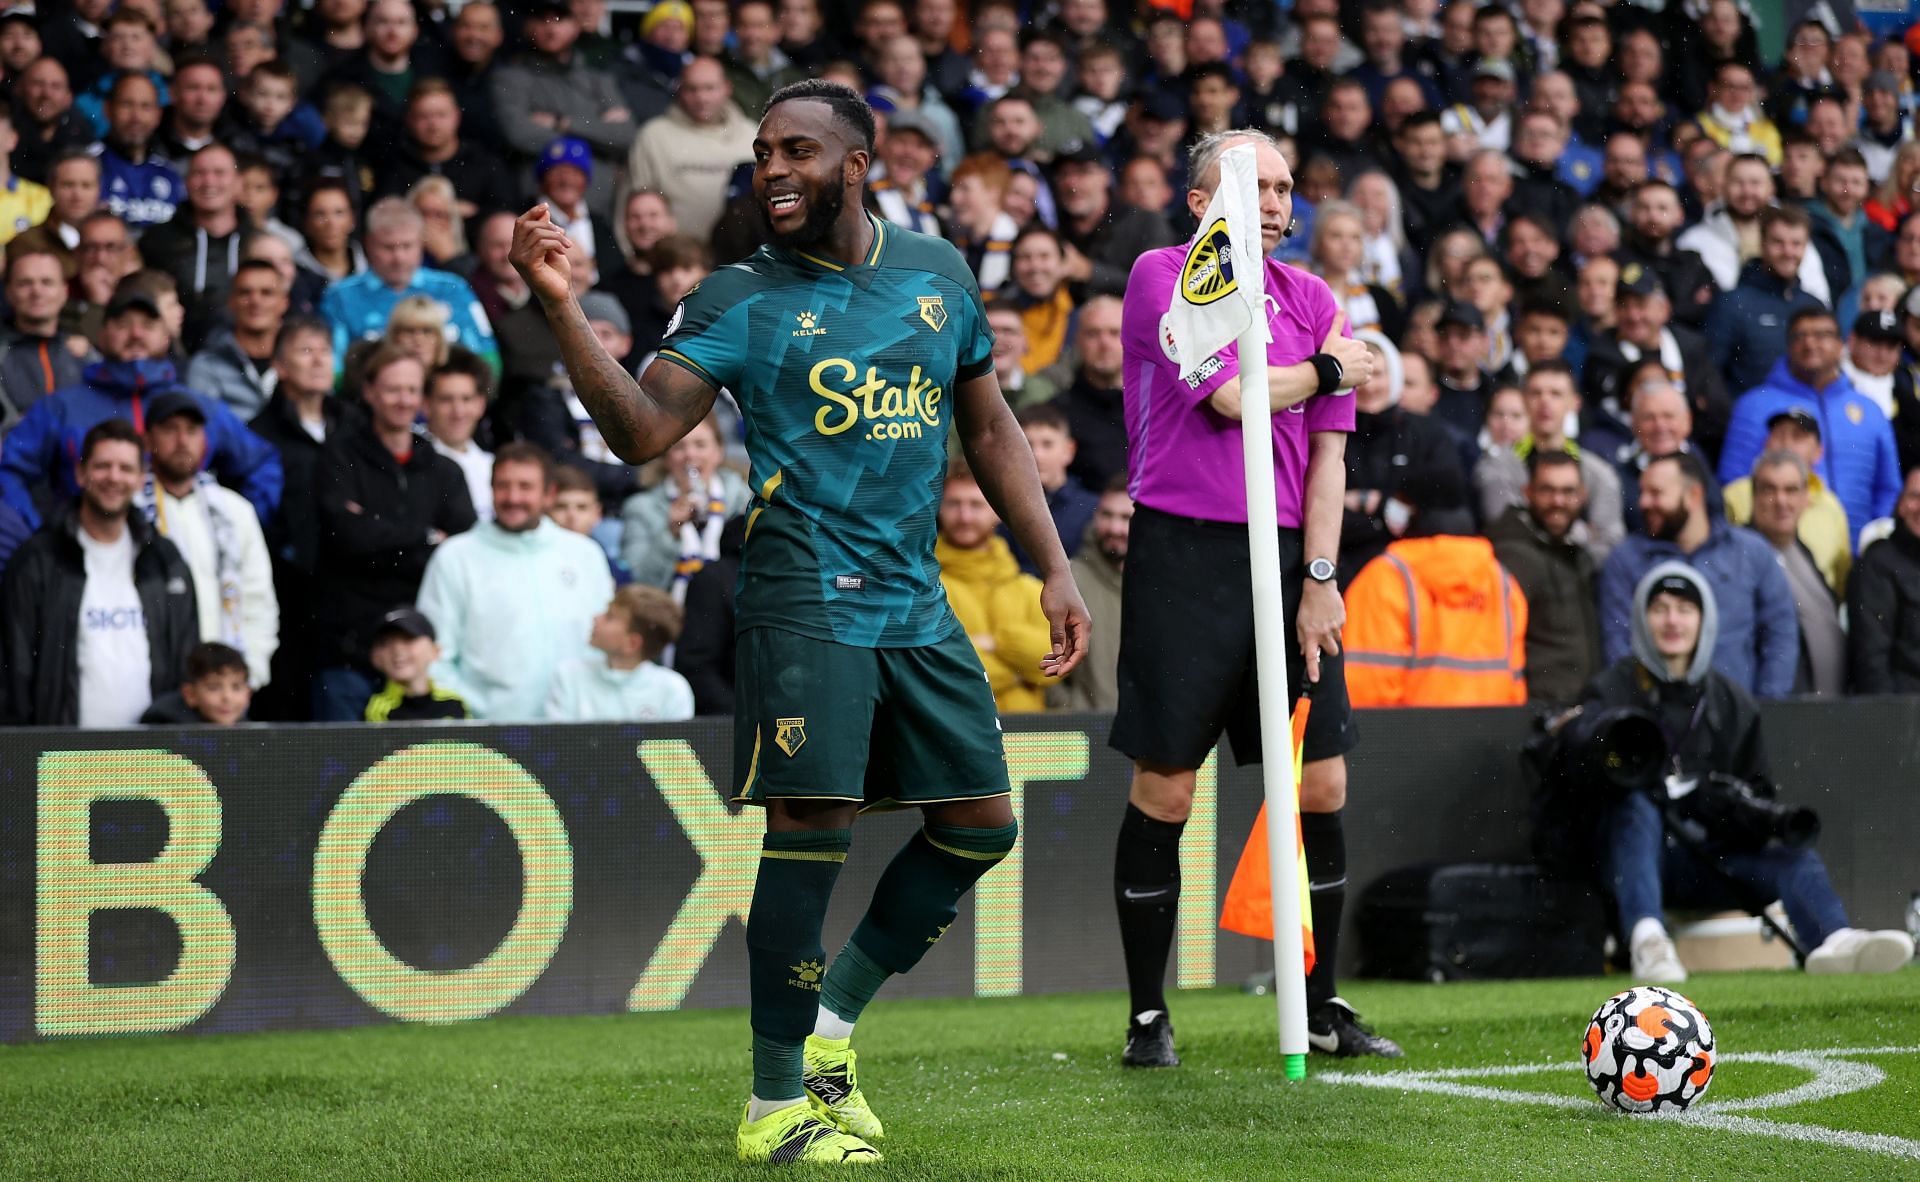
[{"x1": 1182, "y1": 356, "x2": 1225, "y2": 390}]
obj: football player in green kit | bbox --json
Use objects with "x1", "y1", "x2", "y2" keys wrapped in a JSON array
[{"x1": 512, "y1": 80, "x2": 1090, "y2": 1166}]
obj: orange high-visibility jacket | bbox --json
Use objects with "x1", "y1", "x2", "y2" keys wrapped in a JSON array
[{"x1": 1343, "y1": 535, "x2": 1529, "y2": 707}]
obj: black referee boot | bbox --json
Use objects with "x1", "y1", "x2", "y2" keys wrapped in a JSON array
[
  {"x1": 1122, "y1": 1011, "x2": 1179, "y2": 1068},
  {"x1": 1307, "y1": 998, "x2": 1403, "y2": 1058}
]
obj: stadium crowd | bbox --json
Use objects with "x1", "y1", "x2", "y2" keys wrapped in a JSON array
[{"x1": 2, "y1": 0, "x2": 1920, "y2": 727}]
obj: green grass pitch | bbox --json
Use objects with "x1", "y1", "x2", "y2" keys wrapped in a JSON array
[{"x1": 2, "y1": 970, "x2": 1917, "y2": 1180}]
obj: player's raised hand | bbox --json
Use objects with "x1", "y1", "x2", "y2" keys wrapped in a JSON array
[
  {"x1": 1039, "y1": 570, "x2": 1092, "y2": 678},
  {"x1": 511, "y1": 205, "x2": 574, "y2": 306}
]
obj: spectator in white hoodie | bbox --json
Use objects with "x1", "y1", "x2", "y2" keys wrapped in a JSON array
[{"x1": 416, "y1": 441, "x2": 614, "y2": 719}]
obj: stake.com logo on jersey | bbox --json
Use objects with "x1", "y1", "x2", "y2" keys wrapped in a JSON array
[{"x1": 807, "y1": 358, "x2": 945, "y2": 442}]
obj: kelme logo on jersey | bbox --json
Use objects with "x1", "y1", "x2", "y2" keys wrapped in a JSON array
[
  {"x1": 1180, "y1": 218, "x2": 1237, "y2": 306},
  {"x1": 809, "y1": 358, "x2": 944, "y2": 441}
]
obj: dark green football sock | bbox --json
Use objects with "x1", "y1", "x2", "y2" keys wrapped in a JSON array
[
  {"x1": 746, "y1": 828, "x2": 851, "y2": 1100},
  {"x1": 822, "y1": 822, "x2": 1018, "y2": 1021}
]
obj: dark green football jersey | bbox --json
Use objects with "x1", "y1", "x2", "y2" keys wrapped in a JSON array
[{"x1": 657, "y1": 214, "x2": 995, "y2": 648}]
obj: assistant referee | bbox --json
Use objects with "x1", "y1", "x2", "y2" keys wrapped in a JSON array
[{"x1": 1110, "y1": 129, "x2": 1401, "y2": 1068}]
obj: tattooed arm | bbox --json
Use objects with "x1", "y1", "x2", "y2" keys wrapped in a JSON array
[{"x1": 511, "y1": 205, "x2": 717, "y2": 463}]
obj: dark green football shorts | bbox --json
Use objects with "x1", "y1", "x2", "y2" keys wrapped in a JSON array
[{"x1": 732, "y1": 625, "x2": 1012, "y2": 810}]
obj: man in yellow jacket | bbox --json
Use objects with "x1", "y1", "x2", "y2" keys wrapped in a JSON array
[{"x1": 936, "y1": 459, "x2": 1054, "y2": 712}]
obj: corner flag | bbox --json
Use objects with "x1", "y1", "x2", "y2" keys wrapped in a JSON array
[
  {"x1": 1159, "y1": 141, "x2": 1313, "y2": 1077},
  {"x1": 1159, "y1": 145, "x2": 1269, "y2": 383}
]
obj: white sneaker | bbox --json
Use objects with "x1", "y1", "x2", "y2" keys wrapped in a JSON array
[
  {"x1": 1630, "y1": 924, "x2": 1689, "y2": 983},
  {"x1": 1805, "y1": 928, "x2": 1916, "y2": 974}
]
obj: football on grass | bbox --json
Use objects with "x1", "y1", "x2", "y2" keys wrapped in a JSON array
[{"x1": 1582, "y1": 985, "x2": 1715, "y2": 1114}]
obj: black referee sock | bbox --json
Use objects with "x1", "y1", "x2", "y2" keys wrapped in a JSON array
[
  {"x1": 1302, "y1": 809, "x2": 1346, "y2": 1012},
  {"x1": 1115, "y1": 802, "x2": 1186, "y2": 1022}
]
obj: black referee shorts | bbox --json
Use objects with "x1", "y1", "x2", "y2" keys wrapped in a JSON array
[{"x1": 1109, "y1": 504, "x2": 1357, "y2": 770}]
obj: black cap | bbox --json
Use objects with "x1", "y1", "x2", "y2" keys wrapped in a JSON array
[
  {"x1": 1617, "y1": 261, "x2": 1664, "y2": 299},
  {"x1": 374, "y1": 606, "x2": 436, "y2": 642},
  {"x1": 1854, "y1": 308, "x2": 1903, "y2": 344},
  {"x1": 105, "y1": 287, "x2": 163, "y2": 321},
  {"x1": 1437, "y1": 300, "x2": 1485, "y2": 331},
  {"x1": 1137, "y1": 88, "x2": 1187, "y2": 123},
  {"x1": 1053, "y1": 140, "x2": 1107, "y2": 167},
  {"x1": 1765, "y1": 407, "x2": 1821, "y2": 440},
  {"x1": 145, "y1": 391, "x2": 206, "y2": 427},
  {"x1": 0, "y1": 7, "x2": 36, "y2": 29},
  {"x1": 1648, "y1": 572, "x2": 1703, "y2": 609}
]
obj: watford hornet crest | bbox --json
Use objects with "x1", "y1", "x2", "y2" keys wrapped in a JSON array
[
  {"x1": 918, "y1": 295, "x2": 947, "y2": 333},
  {"x1": 775, "y1": 717, "x2": 807, "y2": 757}
]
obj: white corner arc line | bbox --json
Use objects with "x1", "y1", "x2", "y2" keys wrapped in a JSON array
[{"x1": 1319, "y1": 1045, "x2": 1920, "y2": 1162}]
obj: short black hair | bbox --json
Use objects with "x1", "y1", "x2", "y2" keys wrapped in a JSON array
[
  {"x1": 276, "y1": 313, "x2": 331, "y2": 355},
  {"x1": 1526, "y1": 448, "x2": 1583, "y2": 481},
  {"x1": 765, "y1": 79, "x2": 876, "y2": 154},
  {"x1": 1396, "y1": 110, "x2": 1443, "y2": 135},
  {"x1": 1647, "y1": 449, "x2": 1710, "y2": 492},
  {"x1": 1183, "y1": 61, "x2": 1237, "y2": 91},
  {"x1": 1015, "y1": 402, "x2": 1072, "y2": 435},
  {"x1": 186, "y1": 642, "x2": 248, "y2": 683},
  {"x1": 429, "y1": 348, "x2": 497, "y2": 402},
  {"x1": 81, "y1": 417, "x2": 143, "y2": 464},
  {"x1": 1523, "y1": 358, "x2": 1578, "y2": 386},
  {"x1": 494, "y1": 440, "x2": 556, "y2": 485}
]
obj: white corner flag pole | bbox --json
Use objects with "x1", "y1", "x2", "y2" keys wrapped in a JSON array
[
  {"x1": 1160, "y1": 143, "x2": 1310, "y2": 1078},
  {"x1": 1222, "y1": 154, "x2": 1311, "y2": 1081}
]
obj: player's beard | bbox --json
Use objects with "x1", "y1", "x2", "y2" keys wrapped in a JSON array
[
  {"x1": 764, "y1": 179, "x2": 846, "y2": 250},
  {"x1": 1648, "y1": 503, "x2": 1689, "y2": 543}
]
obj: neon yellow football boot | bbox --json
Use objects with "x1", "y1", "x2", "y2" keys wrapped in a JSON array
[
  {"x1": 736, "y1": 1100, "x2": 881, "y2": 1165},
  {"x1": 803, "y1": 1034, "x2": 886, "y2": 1141}
]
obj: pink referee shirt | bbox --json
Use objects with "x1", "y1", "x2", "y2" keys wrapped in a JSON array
[{"x1": 1120, "y1": 246, "x2": 1356, "y2": 527}]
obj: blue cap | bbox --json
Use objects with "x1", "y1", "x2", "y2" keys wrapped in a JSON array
[{"x1": 537, "y1": 136, "x2": 593, "y2": 181}]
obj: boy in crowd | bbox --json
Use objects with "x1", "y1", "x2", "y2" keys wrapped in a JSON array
[
  {"x1": 363, "y1": 606, "x2": 470, "y2": 721},
  {"x1": 549, "y1": 463, "x2": 634, "y2": 584},
  {"x1": 225, "y1": 61, "x2": 325, "y2": 180},
  {"x1": 543, "y1": 584, "x2": 694, "y2": 721},
  {"x1": 141, "y1": 641, "x2": 253, "y2": 725},
  {"x1": 1011, "y1": 402, "x2": 1096, "y2": 573},
  {"x1": 302, "y1": 84, "x2": 376, "y2": 210}
]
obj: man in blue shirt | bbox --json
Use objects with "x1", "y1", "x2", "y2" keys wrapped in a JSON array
[
  {"x1": 95, "y1": 72, "x2": 181, "y2": 231},
  {"x1": 1717, "y1": 307, "x2": 1899, "y2": 547},
  {"x1": 318, "y1": 196, "x2": 500, "y2": 376}
]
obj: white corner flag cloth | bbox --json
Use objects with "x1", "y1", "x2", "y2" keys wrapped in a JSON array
[{"x1": 1158, "y1": 144, "x2": 1271, "y2": 383}]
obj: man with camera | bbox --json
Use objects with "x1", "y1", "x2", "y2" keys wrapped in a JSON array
[{"x1": 1550, "y1": 562, "x2": 1912, "y2": 983}]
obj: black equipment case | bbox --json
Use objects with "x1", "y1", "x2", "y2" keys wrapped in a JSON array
[{"x1": 1357, "y1": 862, "x2": 1610, "y2": 981}]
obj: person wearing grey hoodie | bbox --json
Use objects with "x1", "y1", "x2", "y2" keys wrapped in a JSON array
[{"x1": 1581, "y1": 562, "x2": 1914, "y2": 983}]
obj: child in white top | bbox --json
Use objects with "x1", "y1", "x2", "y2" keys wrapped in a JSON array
[{"x1": 543, "y1": 585, "x2": 695, "y2": 722}]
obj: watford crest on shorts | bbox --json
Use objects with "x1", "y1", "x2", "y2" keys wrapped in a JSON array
[{"x1": 775, "y1": 717, "x2": 808, "y2": 757}]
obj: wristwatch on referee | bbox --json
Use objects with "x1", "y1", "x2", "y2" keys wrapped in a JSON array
[{"x1": 1306, "y1": 557, "x2": 1337, "y2": 584}]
